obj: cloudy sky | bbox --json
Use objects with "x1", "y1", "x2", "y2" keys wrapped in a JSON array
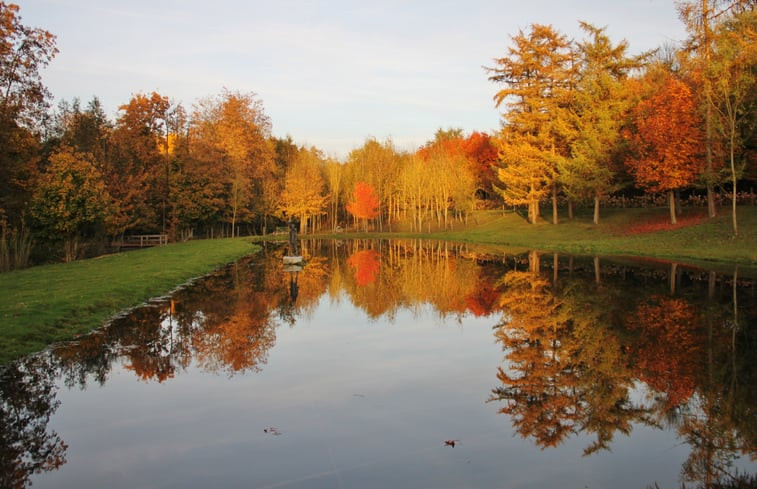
[{"x1": 21, "y1": 0, "x2": 687, "y2": 158}]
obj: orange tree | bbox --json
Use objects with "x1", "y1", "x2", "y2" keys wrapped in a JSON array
[
  {"x1": 626, "y1": 77, "x2": 704, "y2": 224},
  {"x1": 488, "y1": 24, "x2": 576, "y2": 224},
  {"x1": 346, "y1": 181, "x2": 379, "y2": 231}
]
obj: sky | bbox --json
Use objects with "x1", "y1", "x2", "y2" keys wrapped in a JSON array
[{"x1": 20, "y1": 0, "x2": 688, "y2": 158}]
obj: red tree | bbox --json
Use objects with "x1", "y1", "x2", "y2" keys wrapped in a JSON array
[
  {"x1": 626, "y1": 77, "x2": 704, "y2": 224},
  {"x1": 346, "y1": 181, "x2": 379, "y2": 231}
]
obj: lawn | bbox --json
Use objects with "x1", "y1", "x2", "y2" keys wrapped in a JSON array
[
  {"x1": 427, "y1": 205, "x2": 757, "y2": 265},
  {"x1": 0, "y1": 238, "x2": 257, "y2": 363}
]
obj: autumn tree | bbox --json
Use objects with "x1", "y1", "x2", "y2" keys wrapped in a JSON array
[
  {"x1": 709, "y1": 8, "x2": 757, "y2": 236},
  {"x1": 191, "y1": 90, "x2": 275, "y2": 236},
  {"x1": 626, "y1": 77, "x2": 704, "y2": 224},
  {"x1": 324, "y1": 157, "x2": 344, "y2": 231},
  {"x1": 0, "y1": 2, "x2": 57, "y2": 226},
  {"x1": 488, "y1": 24, "x2": 576, "y2": 224},
  {"x1": 676, "y1": 0, "x2": 753, "y2": 218},
  {"x1": 345, "y1": 138, "x2": 402, "y2": 230},
  {"x1": 461, "y1": 131, "x2": 500, "y2": 203},
  {"x1": 560, "y1": 22, "x2": 639, "y2": 224},
  {"x1": 29, "y1": 146, "x2": 112, "y2": 261},
  {"x1": 346, "y1": 181, "x2": 380, "y2": 231},
  {"x1": 279, "y1": 146, "x2": 327, "y2": 234},
  {"x1": 418, "y1": 130, "x2": 477, "y2": 229},
  {"x1": 108, "y1": 92, "x2": 170, "y2": 235}
]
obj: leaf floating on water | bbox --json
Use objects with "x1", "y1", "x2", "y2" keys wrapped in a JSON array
[
  {"x1": 444, "y1": 439, "x2": 460, "y2": 447},
  {"x1": 264, "y1": 427, "x2": 282, "y2": 436}
]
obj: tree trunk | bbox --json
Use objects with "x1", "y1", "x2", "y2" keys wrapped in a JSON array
[
  {"x1": 568, "y1": 200, "x2": 574, "y2": 220},
  {"x1": 730, "y1": 127, "x2": 739, "y2": 236},
  {"x1": 668, "y1": 190, "x2": 677, "y2": 225},
  {"x1": 593, "y1": 194, "x2": 600, "y2": 225},
  {"x1": 552, "y1": 185, "x2": 558, "y2": 225}
]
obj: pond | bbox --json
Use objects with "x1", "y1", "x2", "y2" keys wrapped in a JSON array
[{"x1": 2, "y1": 239, "x2": 756, "y2": 489}]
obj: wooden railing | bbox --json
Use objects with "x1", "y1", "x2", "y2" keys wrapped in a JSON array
[{"x1": 113, "y1": 234, "x2": 169, "y2": 248}]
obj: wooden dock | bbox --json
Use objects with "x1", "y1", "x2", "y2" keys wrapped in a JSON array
[{"x1": 113, "y1": 234, "x2": 169, "y2": 248}]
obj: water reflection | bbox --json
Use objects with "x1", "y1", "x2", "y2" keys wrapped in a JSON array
[
  {"x1": 0, "y1": 239, "x2": 754, "y2": 488},
  {"x1": 489, "y1": 250, "x2": 756, "y2": 488}
]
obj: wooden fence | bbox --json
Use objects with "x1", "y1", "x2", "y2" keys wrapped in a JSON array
[{"x1": 112, "y1": 234, "x2": 169, "y2": 248}]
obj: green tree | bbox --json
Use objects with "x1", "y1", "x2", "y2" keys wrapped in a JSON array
[
  {"x1": 560, "y1": 22, "x2": 639, "y2": 224},
  {"x1": 29, "y1": 146, "x2": 112, "y2": 261}
]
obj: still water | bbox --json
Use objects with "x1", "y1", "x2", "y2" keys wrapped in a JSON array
[{"x1": 2, "y1": 239, "x2": 755, "y2": 489}]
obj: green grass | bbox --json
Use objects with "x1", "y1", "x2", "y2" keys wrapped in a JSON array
[
  {"x1": 0, "y1": 238, "x2": 257, "y2": 363},
  {"x1": 435, "y1": 206, "x2": 757, "y2": 264}
]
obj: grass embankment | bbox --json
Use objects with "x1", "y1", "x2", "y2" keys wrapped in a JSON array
[
  {"x1": 0, "y1": 238, "x2": 257, "y2": 364},
  {"x1": 435, "y1": 206, "x2": 757, "y2": 265}
]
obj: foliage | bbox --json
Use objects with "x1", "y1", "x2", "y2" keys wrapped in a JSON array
[
  {"x1": 29, "y1": 146, "x2": 112, "y2": 261},
  {"x1": 346, "y1": 181, "x2": 380, "y2": 230},
  {"x1": 560, "y1": 22, "x2": 639, "y2": 224},
  {"x1": 489, "y1": 24, "x2": 576, "y2": 224},
  {"x1": 279, "y1": 147, "x2": 327, "y2": 233},
  {"x1": 626, "y1": 77, "x2": 704, "y2": 223}
]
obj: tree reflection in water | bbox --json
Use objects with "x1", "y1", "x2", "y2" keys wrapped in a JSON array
[
  {"x1": 0, "y1": 240, "x2": 754, "y2": 488},
  {"x1": 489, "y1": 251, "x2": 756, "y2": 488},
  {"x1": 0, "y1": 354, "x2": 67, "y2": 489}
]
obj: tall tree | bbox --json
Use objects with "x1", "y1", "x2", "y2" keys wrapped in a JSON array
[
  {"x1": 488, "y1": 24, "x2": 576, "y2": 224},
  {"x1": 676, "y1": 0, "x2": 753, "y2": 218},
  {"x1": 560, "y1": 22, "x2": 639, "y2": 224},
  {"x1": 710, "y1": 8, "x2": 757, "y2": 236},
  {"x1": 191, "y1": 89, "x2": 274, "y2": 236},
  {"x1": 0, "y1": 2, "x2": 57, "y2": 226},
  {"x1": 279, "y1": 147, "x2": 327, "y2": 234},
  {"x1": 109, "y1": 92, "x2": 170, "y2": 235},
  {"x1": 626, "y1": 77, "x2": 704, "y2": 224}
]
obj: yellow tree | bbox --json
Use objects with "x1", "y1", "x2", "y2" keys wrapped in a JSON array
[
  {"x1": 279, "y1": 147, "x2": 327, "y2": 233},
  {"x1": 560, "y1": 22, "x2": 639, "y2": 224},
  {"x1": 29, "y1": 146, "x2": 112, "y2": 261},
  {"x1": 710, "y1": 9, "x2": 757, "y2": 236},
  {"x1": 488, "y1": 24, "x2": 576, "y2": 224},
  {"x1": 191, "y1": 89, "x2": 274, "y2": 236}
]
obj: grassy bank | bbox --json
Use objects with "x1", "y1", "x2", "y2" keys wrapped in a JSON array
[
  {"x1": 0, "y1": 238, "x2": 257, "y2": 364},
  {"x1": 437, "y1": 206, "x2": 757, "y2": 265}
]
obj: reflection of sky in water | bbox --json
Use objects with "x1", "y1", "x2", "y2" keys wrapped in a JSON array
[{"x1": 23, "y1": 244, "x2": 757, "y2": 489}]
